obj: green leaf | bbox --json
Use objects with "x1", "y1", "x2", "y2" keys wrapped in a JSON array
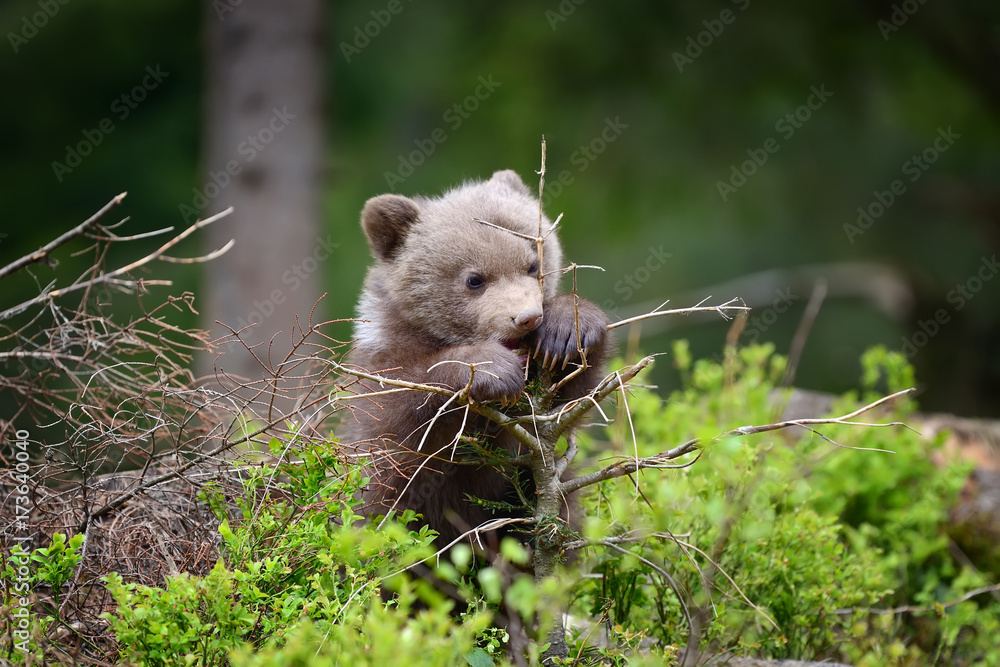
[{"x1": 465, "y1": 646, "x2": 495, "y2": 667}]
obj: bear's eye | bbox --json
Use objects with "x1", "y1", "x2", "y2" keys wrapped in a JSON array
[
  {"x1": 466, "y1": 274, "x2": 486, "y2": 290},
  {"x1": 527, "y1": 261, "x2": 539, "y2": 276}
]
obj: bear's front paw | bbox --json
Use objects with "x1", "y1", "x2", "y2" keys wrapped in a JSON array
[
  {"x1": 532, "y1": 297, "x2": 609, "y2": 371},
  {"x1": 465, "y1": 342, "x2": 526, "y2": 405}
]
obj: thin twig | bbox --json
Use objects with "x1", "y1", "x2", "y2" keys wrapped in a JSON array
[
  {"x1": 537, "y1": 136, "x2": 547, "y2": 295},
  {"x1": 0, "y1": 193, "x2": 126, "y2": 282},
  {"x1": 602, "y1": 541, "x2": 695, "y2": 648},
  {"x1": 781, "y1": 278, "x2": 827, "y2": 387},
  {"x1": 561, "y1": 387, "x2": 915, "y2": 495},
  {"x1": 671, "y1": 537, "x2": 779, "y2": 631},
  {"x1": 836, "y1": 583, "x2": 1000, "y2": 616},
  {"x1": 722, "y1": 387, "x2": 917, "y2": 438},
  {"x1": 561, "y1": 441, "x2": 701, "y2": 495},
  {"x1": 608, "y1": 297, "x2": 750, "y2": 331},
  {"x1": 550, "y1": 355, "x2": 655, "y2": 440},
  {"x1": 1, "y1": 207, "x2": 234, "y2": 321}
]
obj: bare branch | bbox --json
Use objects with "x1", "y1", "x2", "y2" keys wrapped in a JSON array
[
  {"x1": 722, "y1": 387, "x2": 917, "y2": 438},
  {"x1": 0, "y1": 207, "x2": 234, "y2": 321},
  {"x1": 562, "y1": 387, "x2": 915, "y2": 495},
  {"x1": 472, "y1": 217, "x2": 539, "y2": 243},
  {"x1": 781, "y1": 278, "x2": 827, "y2": 387},
  {"x1": 607, "y1": 297, "x2": 750, "y2": 331},
  {"x1": 836, "y1": 583, "x2": 1000, "y2": 616},
  {"x1": 0, "y1": 192, "x2": 126, "y2": 282},
  {"x1": 537, "y1": 135, "x2": 547, "y2": 295},
  {"x1": 561, "y1": 441, "x2": 702, "y2": 495},
  {"x1": 56, "y1": 207, "x2": 235, "y2": 295},
  {"x1": 550, "y1": 355, "x2": 656, "y2": 440}
]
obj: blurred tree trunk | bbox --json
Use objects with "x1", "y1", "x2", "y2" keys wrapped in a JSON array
[{"x1": 198, "y1": 0, "x2": 327, "y2": 404}]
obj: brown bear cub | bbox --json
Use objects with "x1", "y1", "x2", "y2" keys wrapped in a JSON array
[{"x1": 341, "y1": 169, "x2": 610, "y2": 550}]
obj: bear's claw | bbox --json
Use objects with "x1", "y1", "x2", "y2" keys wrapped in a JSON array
[
  {"x1": 465, "y1": 342, "x2": 526, "y2": 405},
  {"x1": 530, "y1": 296, "x2": 609, "y2": 373}
]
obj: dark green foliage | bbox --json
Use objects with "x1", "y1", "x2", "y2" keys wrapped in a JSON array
[{"x1": 2, "y1": 1, "x2": 999, "y2": 419}]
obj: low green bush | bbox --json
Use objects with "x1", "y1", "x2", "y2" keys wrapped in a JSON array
[
  {"x1": 573, "y1": 344, "x2": 998, "y2": 665},
  {"x1": 98, "y1": 433, "x2": 498, "y2": 666},
  {"x1": 7, "y1": 344, "x2": 998, "y2": 666}
]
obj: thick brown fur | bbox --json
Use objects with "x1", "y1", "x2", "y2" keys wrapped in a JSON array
[{"x1": 340, "y1": 170, "x2": 610, "y2": 549}]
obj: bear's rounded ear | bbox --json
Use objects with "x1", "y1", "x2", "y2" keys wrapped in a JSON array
[
  {"x1": 361, "y1": 194, "x2": 421, "y2": 260},
  {"x1": 489, "y1": 169, "x2": 531, "y2": 196}
]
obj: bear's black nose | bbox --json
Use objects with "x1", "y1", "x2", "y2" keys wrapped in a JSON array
[{"x1": 514, "y1": 308, "x2": 543, "y2": 332}]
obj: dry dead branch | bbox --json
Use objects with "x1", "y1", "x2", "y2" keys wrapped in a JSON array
[{"x1": 0, "y1": 200, "x2": 353, "y2": 662}]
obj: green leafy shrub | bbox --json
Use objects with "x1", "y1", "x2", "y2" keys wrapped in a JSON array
[
  {"x1": 574, "y1": 343, "x2": 999, "y2": 665},
  {"x1": 93, "y1": 344, "x2": 1000, "y2": 665},
  {"x1": 30, "y1": 532, "x2": 84, "y2": 612},
  {"x1": 0, "y1": 532, "x2": 85, "y2": 662},
  {"x1": 99, "y1": 433, "x2": 507, "y2": 666},
  {"x1": 103, "y1": 564, "x2": 256, "y2": 666}
]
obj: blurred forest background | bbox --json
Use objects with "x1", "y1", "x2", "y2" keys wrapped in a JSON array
[{"x1": 2, "y1": 0, "x2": 999, "y2": 418}]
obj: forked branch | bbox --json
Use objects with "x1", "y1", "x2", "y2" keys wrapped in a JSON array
[
  {"x1": 561, "y1": 387, "x2": 915, "y2": 495},
  {"x1": 608, "y1": 296, "x2": 750, "y2": 331}
]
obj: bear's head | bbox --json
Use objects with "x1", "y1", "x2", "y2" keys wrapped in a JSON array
[{"x1": 356, "y1": 170, "x2": 564, "y2": 349}]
